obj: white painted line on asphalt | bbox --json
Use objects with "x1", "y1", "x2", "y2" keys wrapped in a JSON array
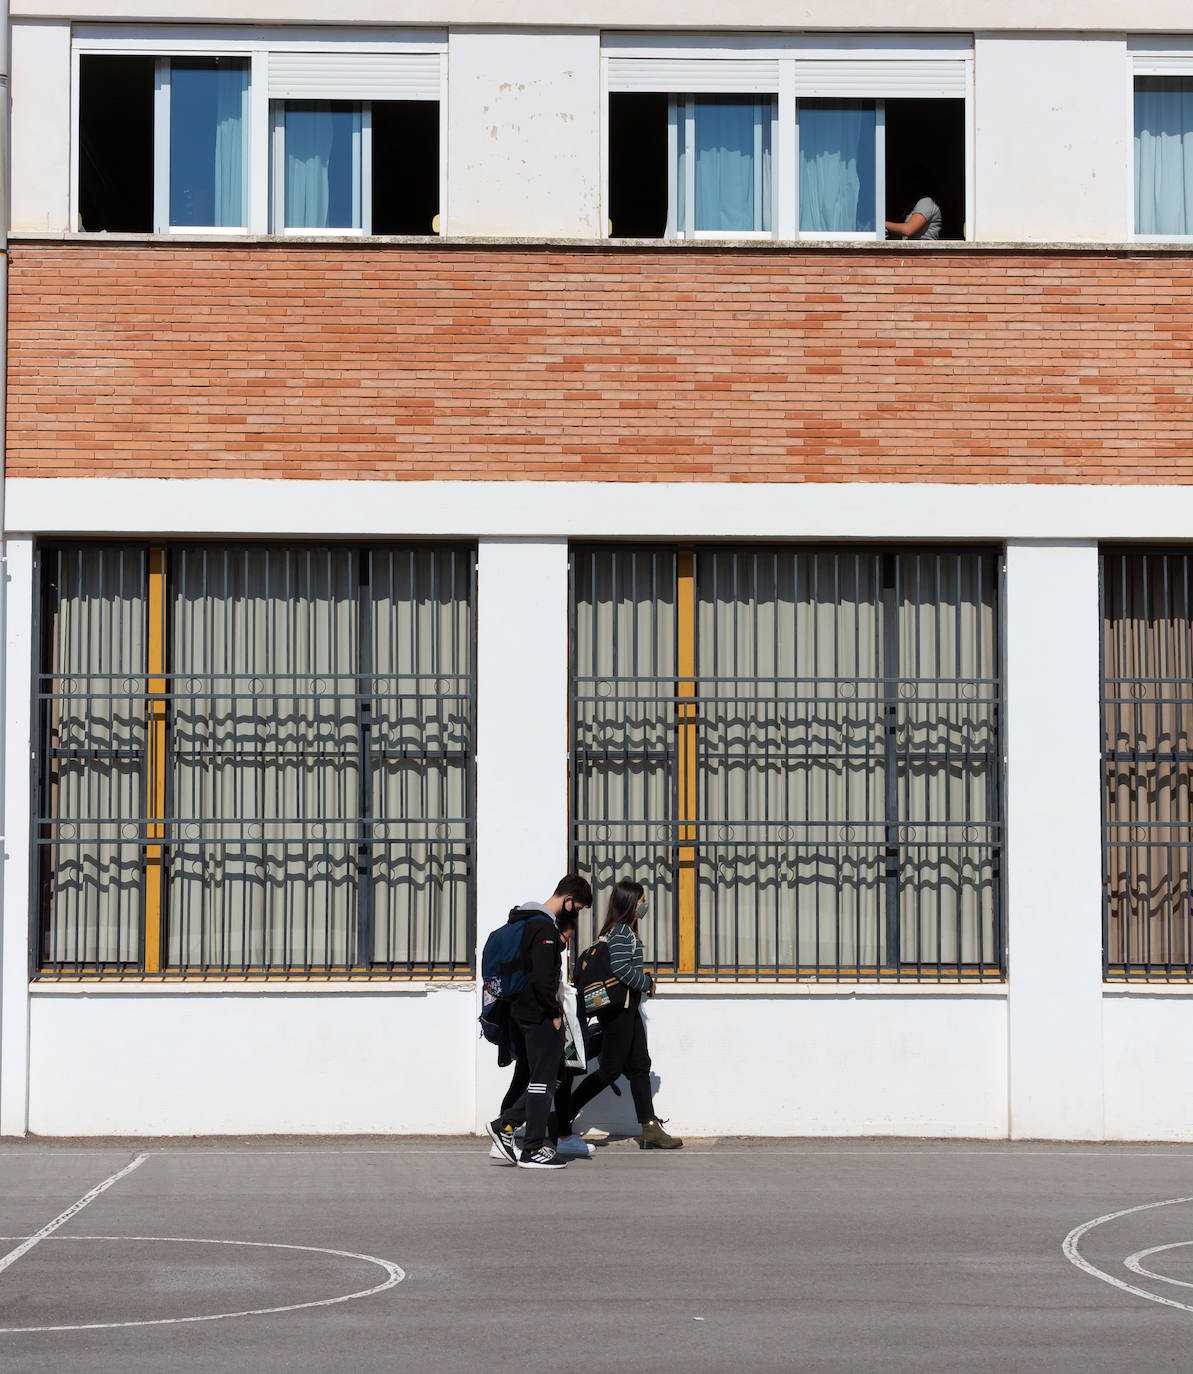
[
  {"x1": 0, "y1": 1153, "x2": 148, "y2": 1278},
  {"x1": 0, "y1": 1146, "x2": 1188, "y2": 1158},
  {"x1": 0, "y1": 1235, "x2": 406, "y2": 1333},
  {"x1": 1125, "y1": 1242, "x2": 1193, "y2": 1290},
  {"x1": 1063, "y1": 1195, "x2": 1193, "y2": 1314}
]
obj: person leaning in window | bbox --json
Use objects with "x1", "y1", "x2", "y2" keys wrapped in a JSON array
[
  {"x1": 884, "y1": 165, "x2": 942, "y2": 240},
  {"x1": 568, "y1": 879, "x2": 683, "y2": 1150}
]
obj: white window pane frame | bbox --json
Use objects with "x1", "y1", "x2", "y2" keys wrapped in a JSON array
[
  {"x1": 154, "y1": 56, "x2": 251, "y2": 235},
  {"x1": 794, "y1": 97, "x2": 885, "y2": 241},
  {"x1": 271, "y1": 100, "x2": 372, "y2": 235},
  {"x1": 1129, "y1": 50, "x2": 1193, "y2": 241},
  {"x1": 666, "y1": 93, "x2": 777, "y2": 241}
]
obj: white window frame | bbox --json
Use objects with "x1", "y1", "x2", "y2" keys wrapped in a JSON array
[
  {"x1": 601, "y1": 34, "x2": 973, "y2": 244},
  {"x1": 70, "y1": 26, "x2": 446, "y2": 237},
  {"x1": 154, "y1": 56, "x2": 252, "y2": 236},
  {"x1": 1128, "y1": 41, "x2": 1193, "y2": 241},
  {"x1": 271, "y1": 101, "x2": 371, "y2": 237},
  {"x1": 665, "y1": 94, "x2": 777, "y2": 241}
]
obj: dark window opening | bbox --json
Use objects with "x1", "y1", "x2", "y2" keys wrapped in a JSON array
[
  {"x1": 608, "y1": 92, "x2": 669, "y2": 238},
  {"x1": 371, "y1": 101, "x2": 440, "y2": 235},
  {"x1": 884, "y1": 98, "x2": 966, "y2": 241},
  {"x1": 79, "y1": 55, "x2": 155, "y2": 233}
]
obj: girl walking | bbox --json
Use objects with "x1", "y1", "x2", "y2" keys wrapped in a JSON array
[{"x1": 570, "y1": 879, "x2": 682, "y2": 1150}]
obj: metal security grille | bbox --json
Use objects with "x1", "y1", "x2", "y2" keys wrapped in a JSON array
[
  {"x1": 1102, "y1": 549, "x2": 1193, "y2": 980},
  {"x1": 35, "y1": 542, "x2": 475, "y2": 979},
  {"x1": 571, "y1": 546, "x2": 1004, "y2": 981}
]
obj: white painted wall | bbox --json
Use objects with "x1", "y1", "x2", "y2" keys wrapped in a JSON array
[
  {"x1": 447, "y1": 29, "x2": 601, "y2": 237},
  {"x1": 10, "y1": 21, "x2": 71, "y2": 233},
  {"x1": 28, "y1": 987, "x2": 478, "y2": 1134},
  {"x1": 611, "y1": 993, "x2": 1009, "y2": 1138},
  {"x1": 7, "y1": 1, "x2": 1193, "y2": 29},
  {"x1": 1005, "y1": 542, "x2": 1104, "y2": 1139},
  {"x1": 974, "y1": 34, "x2": 1130, "y2": 242},
  {"x1": 1103, "y1": 994, "x2": 1193, "y2": 1141},
  {"x1": 0, "y1": 539, "x2": 35, "y2": 1136},
  {"x1": 473, "y1": 539, "x2": 570, "y2": 1128}
]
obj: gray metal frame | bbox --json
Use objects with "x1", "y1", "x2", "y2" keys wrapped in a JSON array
[
  {"x1": 570, "y1": 544, "x2": 1005, "y2": 982},
  {"x1": 33, "y1": 540, "x2": 476, "y2": 980}
]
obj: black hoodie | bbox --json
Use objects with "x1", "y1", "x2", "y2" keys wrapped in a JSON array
[{"x1": 507, "y1": 902, "x2": 562, "y2": 1027}]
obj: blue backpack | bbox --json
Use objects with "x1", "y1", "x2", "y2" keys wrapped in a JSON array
[{"x1": 478, "y1": 911, "x2": 552, "y2": 1045}]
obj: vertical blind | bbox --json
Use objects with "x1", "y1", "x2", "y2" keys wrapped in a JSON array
[
  {"x1": 572, "y1": 546, "x2": 1002, "y2": 980},
  {"x1": 36, "y1": 543, "x2": 475, "y2": 978},
  {"x1": 1103, "y1": 550, "x2": 1193, "y2": 977}
]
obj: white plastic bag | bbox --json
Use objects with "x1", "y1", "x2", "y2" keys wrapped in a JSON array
[{"x1": 559, "y1": 978, "x2": 587, "y2": 1073}]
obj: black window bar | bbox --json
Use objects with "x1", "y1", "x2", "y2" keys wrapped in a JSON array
[
  {"x1": 570, "y1": 545, "x2": 1004, "y2": 982},
  {"x1": 1102, "y1": 548, "x2": 1193, "y2": 981},
  {"x1": 33, "y1": 541, "x2": 476, "y2": 980}
]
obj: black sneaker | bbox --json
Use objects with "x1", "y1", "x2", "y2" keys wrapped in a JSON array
[
  {"x1": 516, "y1": 1143, "x2": 568, "y2": 1170},
  {"x1": 486, "y1": 1118, "x2": 518, "y2": 1165}
]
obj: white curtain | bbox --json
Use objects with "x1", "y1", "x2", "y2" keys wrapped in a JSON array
[
  {"x1": 285, "y1": 103, "x2": 361, "y2": 230},
  {"x1": 1135, "y1": 79, "x2": 1193, "y2": 235},
  {"x1": 212, "y1": 64, "x2": 247, "y2": 228},
  {"x1": 799, "y1": 100, "x2": 876, "y2": 233},
  {"x1": 42, "y1": 548, "x2": 147, "y2": 967},
  {"x1": 692, "y1": 97, "x2": 773, "y2": 233}
]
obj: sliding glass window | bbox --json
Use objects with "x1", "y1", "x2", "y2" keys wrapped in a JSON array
[
  {"x1": 670, "y1": 95, "x2": 774, "y2": 237},
  {"x1": 572, "y1": 546, "x2": 1003, "y2": 982},
  {"x1": 35, "y1": 543, "x2": 475, "y2": 980},
  {"x1": 1134, "y1": 78, "x2": 1193, "y2": 237},
  {"x1": 164, "y1": 58, "x2": 250, "y2": 230}
]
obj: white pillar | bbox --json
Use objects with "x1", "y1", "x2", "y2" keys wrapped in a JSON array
[
  {"x1": 1005, "y1": 541, "x2": 1104, "y2": 1140},
  {"x1": 473, "y1": 539, "x2": 569, "y2": 1130},
  {"x1": 1, "y1": 537, "x2": 34, "y2": 1137}
]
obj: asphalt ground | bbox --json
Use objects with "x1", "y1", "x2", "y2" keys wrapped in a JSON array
[{"x1": 1, "y1": 1137, "x2": 1193, "y2": 1372}]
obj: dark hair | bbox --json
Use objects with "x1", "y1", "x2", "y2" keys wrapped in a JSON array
[
  {"x1": 598, "y1": 878, "x2": 645, "y2": 938},
  {"x1": 553, "y1": 874, "x2": 593, "y2": 907}
]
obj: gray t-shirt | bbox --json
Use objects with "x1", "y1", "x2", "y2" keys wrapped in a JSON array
[{"x1": 907, "y1": 197, "x2": 942, "y2": 240}]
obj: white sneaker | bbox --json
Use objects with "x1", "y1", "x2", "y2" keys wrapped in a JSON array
[{"x1": 556, "y1": 1133, "x2": 596, "y2": 1157}]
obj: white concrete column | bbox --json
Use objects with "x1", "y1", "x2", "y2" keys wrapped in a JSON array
[
  {"x1": 1, "y1": 537, "x2": 34, "y2": 1137},
  {"x1": 473, "y1": 538, "x2": 569, "y2": 1129},
  {"x1": 1005, "y1": 541, "x2": 1104, "y2": 1140}
]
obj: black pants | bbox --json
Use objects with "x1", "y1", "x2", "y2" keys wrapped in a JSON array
[
  {"x1": 502, "y1": 1019, "x2": 565, "y2": 1150},
  {"x1": 569, "y1": 1001, "x2": 655, "y2": 1125},
  {"x1": 500, "y1": 1025, "x2": 575, "y2": 1137}
]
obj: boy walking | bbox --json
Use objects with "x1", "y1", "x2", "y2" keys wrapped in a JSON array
[{"x1": 487, "y1": 875, "x2": 592, "y2": 1170}]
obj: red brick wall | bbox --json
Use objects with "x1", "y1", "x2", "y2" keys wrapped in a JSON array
[{"x1": 8, "y1": 241, "x2": 1193, "y2": 483}]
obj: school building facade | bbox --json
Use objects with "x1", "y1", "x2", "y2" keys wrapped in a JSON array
[{"x1": 2, "y1": 1, "x2": 1193, "y2": 1138}]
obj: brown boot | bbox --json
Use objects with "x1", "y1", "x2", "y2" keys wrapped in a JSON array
[{"x1": 638, "y1": 1118, "x2": 683, "y2": 1150}]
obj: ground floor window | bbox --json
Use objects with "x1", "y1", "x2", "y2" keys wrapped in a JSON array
[
  {"x1": 35, "y1": 542, "x2": 475, "y2": 979},
  {"x1": 571, "y1": 546, "x2": 1003, "y2": 981},
  {"x1": 1102, "y1": 549, "x2": 1193, "y2": 979}
]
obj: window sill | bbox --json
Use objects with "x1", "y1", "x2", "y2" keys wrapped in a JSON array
[
  {"x1": 29, "y1": 978, "x2": 477, "y2": 995},
  {"x1": 651, "y1": 980, "x2": 1006, "y2": 997},
  {"x1": 1103, "y1": 982, "x2": 1193, "y2": 996},
  {"x1": 14, "y1": 230, "x2": 1193, "y2": 256}
]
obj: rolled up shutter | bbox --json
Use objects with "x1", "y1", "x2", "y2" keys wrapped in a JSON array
[
  {"x1": 796, "y1": 57, "x2": 968, "y2": 99},
  {"x1": 605, "y1": 57, "x2": 780, "y2": 94},
  {"x1": 268, "y1": 51, "x2": 442, "y2": 102}
]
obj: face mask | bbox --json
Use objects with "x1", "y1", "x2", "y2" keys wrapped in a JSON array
[{"x1": 636, "y1": 899, "x2": 648, "y2": 918}]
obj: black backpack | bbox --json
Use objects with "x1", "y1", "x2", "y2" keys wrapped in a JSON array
[{"x1": 573, "y1": 936, "x2": 627, "y2": 1020}]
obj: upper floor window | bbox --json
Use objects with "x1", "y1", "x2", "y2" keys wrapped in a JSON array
[
  {"x1": 605, "y1": 38, "x2": 971, "y2": 242},
  {"x1": 75, "y1": 32, "x2": 443, "y2": 236},
  {"x1": 1134, "y1": 77, "x2": 1193, "y2": 237}
]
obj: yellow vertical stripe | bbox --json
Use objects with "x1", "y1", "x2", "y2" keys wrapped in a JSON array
[
  {"x1": 676, "y1": 550, "x2": 696, "y2": 978},
  {"x1": 144, "y1": 548, "x2": 166, "y2": 974}
]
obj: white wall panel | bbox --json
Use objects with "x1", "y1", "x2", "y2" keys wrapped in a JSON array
[
  {"x1": 1103, "y1": 995, "x2": 1193, "y2": 1141},
  {"x1": 975, "y1": 35, "x2": 1130, "y2": 241},
  {"x1": 10, "y1": 21, "x2": 71, "y2": 232},
  {"x1": 447, "y1": 28, "x2": 601, "y2": 237}
]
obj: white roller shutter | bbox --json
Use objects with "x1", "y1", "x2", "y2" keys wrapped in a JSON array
[
  {"x1": 796, "y1": 58, "x2": 968, "y2": 99},
  {"x1": 605, "y1": 57, "x2": 780, "y2": 94},
  {"x1": 268, "y1": 51, "x2": 442, "y2": 102},
  {"x1": 1133, "y1": 52, "x2": 1193, "y2": 78}
]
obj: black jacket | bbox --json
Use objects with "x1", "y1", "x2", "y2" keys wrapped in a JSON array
[{"x1": 507, "y1": 905, "x2": 562, "y2": 1027}]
